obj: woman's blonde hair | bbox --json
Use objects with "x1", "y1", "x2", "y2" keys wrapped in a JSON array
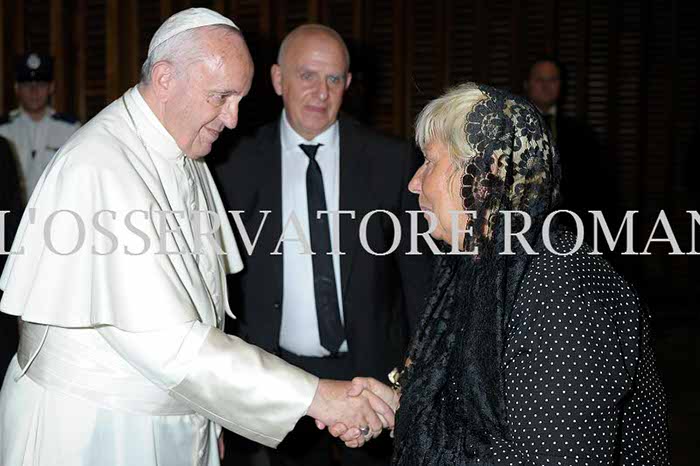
[{"x1": 414, "y1": 83, "x2": 486, "y2": 173}]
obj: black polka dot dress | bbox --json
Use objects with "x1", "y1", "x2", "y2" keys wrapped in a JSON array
[{"x1": 486, "y1": 232, "x2": 670, "y2": 465}]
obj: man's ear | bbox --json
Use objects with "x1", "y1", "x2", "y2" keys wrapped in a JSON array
[
  {"x1": 48, "y1": 82, "x2": 55, "y2": 95},
  {"x1": 271, "y1": 64, "x2": 283, "y2": 96},
  {"x1": 150, "y1": 61, "x2": 177, "y2": 102},
  {"x1": 344, "y1": 72, "x2": 352, "y2": 90}
]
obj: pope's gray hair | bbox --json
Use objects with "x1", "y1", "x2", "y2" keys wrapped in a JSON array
[
  {"x1": 414, "y1": 83, "x2": 485, "y2": 172},
  {"x1": 140, "y1": 24, "x2": 240, "y2": 84}
]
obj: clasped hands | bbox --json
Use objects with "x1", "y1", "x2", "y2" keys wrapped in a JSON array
[{"x1": 307, "y1": 377, "x2": 399, "y2": 448}]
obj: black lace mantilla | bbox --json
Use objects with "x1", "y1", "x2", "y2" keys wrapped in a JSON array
[{"x1": 393, "y1": 84, "x2": 561, "y2": 466}]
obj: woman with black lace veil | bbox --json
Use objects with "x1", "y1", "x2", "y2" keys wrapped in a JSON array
[{"x1": 341, "y1": 83, "x2": 670, "y2": 465}]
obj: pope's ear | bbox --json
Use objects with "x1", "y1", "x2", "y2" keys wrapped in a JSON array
[
  {"x1": 270, "y1": 64, "x2": 283, "y2": 96},
  {"x1": 150, "y1": 61, "x2": 177, "y2": 101}
]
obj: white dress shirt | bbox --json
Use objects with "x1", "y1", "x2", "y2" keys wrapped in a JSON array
[{"x1": 279, "y1": 111, "x2": 348, "y2": 357}]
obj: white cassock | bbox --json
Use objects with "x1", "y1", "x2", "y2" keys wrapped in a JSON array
[{"x1": 0, "y1": 86, "x2": 319, "y2": 466}]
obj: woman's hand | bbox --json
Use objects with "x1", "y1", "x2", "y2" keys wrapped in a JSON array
[{"x1": 319, "y1": 377, "x2": 401, "y2": 447}]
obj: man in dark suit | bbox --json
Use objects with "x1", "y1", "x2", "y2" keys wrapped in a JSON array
[
  {"x1": 214, "y1": 24, "x2": 432, "y2": 466},
  {"x1": 524, "y1": 58, "x2": 607, "y2": 233}
]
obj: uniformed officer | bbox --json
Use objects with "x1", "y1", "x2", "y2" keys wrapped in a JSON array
[{"x1": 0, "y1": 52, "x2": 80, "y2": 203}]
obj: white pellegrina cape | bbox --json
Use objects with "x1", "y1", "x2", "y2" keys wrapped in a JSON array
[{"x1": 0, "y1": 87, "x2": 318, "y2": 466}]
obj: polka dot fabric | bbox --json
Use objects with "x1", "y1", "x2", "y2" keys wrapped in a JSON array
[{"x1": 486, "y1": 232, "x2": 670, "y2": 465}]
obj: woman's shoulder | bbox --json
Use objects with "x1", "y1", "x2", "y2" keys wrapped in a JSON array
[
  {"x1": 514, "y1": 230, "x2": 642, "y2": 337},
  {"x1": 527, "y1": 230, "x2": 637, "y2": 299},
  {"x1": 509, "y1": 230, "x2": 645, "y2": 385}
]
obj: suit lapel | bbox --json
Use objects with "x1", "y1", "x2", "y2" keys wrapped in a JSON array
[
  {"x1": 258, "y1": 121, "x2": 284, "y2": 301},
  {"x1": 338, "y1": 117, "x2": 371, "y2": 298}
]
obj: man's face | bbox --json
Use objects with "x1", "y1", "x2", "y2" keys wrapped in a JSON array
[
  {"x1": 163, "y1": 31, "x2": 253, "y2": 159},
  {"x1": 526, "y1": 61, "x2": 561, "y2": 113},
  {"x1": 16, "y1": 81, "x2": 53, "y2": 114},
  {"x1": 271, "y1": 32, "x2": 351, "y2": 140}
]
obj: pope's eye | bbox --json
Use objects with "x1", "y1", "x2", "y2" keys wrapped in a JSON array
[{"x1": 208, "y1": 94, "x2": 226, "y2": 106}]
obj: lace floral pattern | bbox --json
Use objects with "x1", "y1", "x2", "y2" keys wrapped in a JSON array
[{"x1": 459, "y1": 85, "x2": 558, "y2": 245}]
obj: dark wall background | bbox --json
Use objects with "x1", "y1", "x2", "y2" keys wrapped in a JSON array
[{"x1": 2, "y1": 0, "x2": 698, "y2": 463}]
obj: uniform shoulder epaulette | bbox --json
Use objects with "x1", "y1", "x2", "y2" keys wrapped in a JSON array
[{"x1": 51, "y1": 112, "x2": 80, "y2": 125}]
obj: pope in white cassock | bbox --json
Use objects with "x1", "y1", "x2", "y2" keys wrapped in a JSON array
[{"x1": 0, "y1": 8, "x2": 395, "y2": 466}]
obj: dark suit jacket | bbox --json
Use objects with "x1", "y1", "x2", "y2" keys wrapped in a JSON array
[
  {"x1": 213, "y1": 115, "x2": 432, "y2": 380},
  {"x1": 553, "y1": 114, "x2": 608, "y2": 215},
  {"x1": 0, "y1": 136, "x2": 22, "y2": 381}
]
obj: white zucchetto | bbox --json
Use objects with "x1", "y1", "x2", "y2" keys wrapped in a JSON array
[{"x1": 148, "y1": 7, "x2": 239, "y2": 56}]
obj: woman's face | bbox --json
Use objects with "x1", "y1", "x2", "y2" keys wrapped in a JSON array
[{"x1": 408, "y1": 140, "x2": 466, "y2": 246}]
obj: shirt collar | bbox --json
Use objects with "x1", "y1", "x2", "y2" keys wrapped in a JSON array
[
  {"x1": 16, "y1": 106, "x2": 55, "y2": 123},
  {"x1": 124, "y1": 86, "x2": 184, "y2": 162},
  {"x1": 280, "y1": 110, "x2": 338, "y2": 155}
]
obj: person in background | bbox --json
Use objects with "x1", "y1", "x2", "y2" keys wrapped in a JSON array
[
  {"x1": 524, "y1": 57, "x2": 608, "y2": 230},
  {"x1": 0, "y1": 53, "x2": 80, "y2": 203},
  {"x1": 214, "y1": 24, "x2": 432, "y2": 466}
]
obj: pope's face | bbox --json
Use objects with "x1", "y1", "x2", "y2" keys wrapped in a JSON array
[
  {"x1": 271, "y1": 32, "x2": 351, "y2": 141},
  {"x1": 164, "y1": 31, "x2": 253, "y2": 158},
  {"x1": 408, "y1": 140, "x2": 465, "y2": 246}
]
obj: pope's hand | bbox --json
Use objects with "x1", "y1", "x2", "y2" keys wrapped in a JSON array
[
  {"x1": 307, "y1": 379, "x2": 395, "y2": 448},
  {"x1": 349, "y1": 377, "x2": 400, "y2": 411},
  {"x1": 334, "y1": 377, "x2": 400, "y2": 447}
]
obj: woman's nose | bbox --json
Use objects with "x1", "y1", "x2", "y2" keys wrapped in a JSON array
[{"x1": 408, "y1": 168, "x2": 423, "y2": 194}]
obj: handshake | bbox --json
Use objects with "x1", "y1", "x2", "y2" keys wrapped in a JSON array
[{"x1": 306, "y1": 377, "x2": 400, "y2": 448}]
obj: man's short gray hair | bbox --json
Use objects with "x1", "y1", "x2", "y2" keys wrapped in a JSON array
[
  {"x1": 277, "y1": 24, "x2": 350, "y2": 71},
  {"x1": 140, "y1": 24, "x2": 240, "y2": 84}
]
